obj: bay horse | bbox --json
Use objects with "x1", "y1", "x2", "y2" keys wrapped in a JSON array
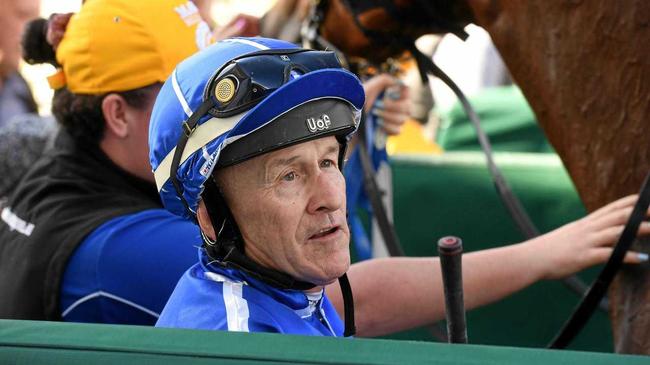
[{"x1": 305, "y1": 0, "x2": 650, "y2": 354}]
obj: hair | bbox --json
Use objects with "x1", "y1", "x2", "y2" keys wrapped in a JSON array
[
  {"x1": 21, "y1": 17, "x2": 161, "y2": 147},
  {"x1": 21, "y1": 18, "x2": 58, "y2": 66},
  {"x1": 51, "y1": 84, "x2": 161, "y2": 147}
]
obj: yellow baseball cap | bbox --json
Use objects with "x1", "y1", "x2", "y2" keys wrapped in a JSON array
[{"x1": 53, "y1": 0, "x2": 211, "y2": 93}]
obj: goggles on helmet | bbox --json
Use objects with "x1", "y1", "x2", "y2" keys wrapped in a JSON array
[
  {"x1": 206, "y1": 49, "x2": 343, "y2": 118},
  {"x1": 169, "y1": 48, "x2": 352, "y2": 215}
]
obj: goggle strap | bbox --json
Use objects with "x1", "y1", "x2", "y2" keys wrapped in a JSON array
[
  {"x1": 202, "y1": 175, "x2": 241, "y2": 250},
  {"x1": 170, "y1": 98, "x2": 216, "y2": 217}
]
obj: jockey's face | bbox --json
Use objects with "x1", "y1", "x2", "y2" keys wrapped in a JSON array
[{"x1": 213, "y1": 136, "x2": 350, "y2": 287}]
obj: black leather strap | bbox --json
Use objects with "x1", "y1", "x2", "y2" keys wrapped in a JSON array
[
  {"x1": 549, "y1": 170, "x2": 650, "y2": 349},
  {"x1": 356, "y1": 115, "x2": 405, "y2": 257},
  {"x1": 338, "y1": 273, "x2": 356, "y2": 337},
  {"x1": 169, "y1": 99, "x2": 216, "y2": 218}
]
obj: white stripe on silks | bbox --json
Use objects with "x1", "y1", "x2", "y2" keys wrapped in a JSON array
[
  {"x1": 204, "y1": 271, "x2": 230, "y2": 283},
  {"x1": 172, "y1": 69, "x2": 192, "y2": 118},
  {"x1": 61, "y1": 291, "x2": 160, "y2": 319},
  {"x1": 223, "y1": 281, "x2": 250, "y2": 332},
  {"x1": 222, "y1": 38, "x2": 269, "y2": 50},
  {"x1": 319, "y1": 307, "x2": 337, "y2": 336}
]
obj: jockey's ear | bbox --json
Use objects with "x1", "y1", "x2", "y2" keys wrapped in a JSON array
[{"x1": 197, "y1": 200, "x2": 216, "y2": 241}]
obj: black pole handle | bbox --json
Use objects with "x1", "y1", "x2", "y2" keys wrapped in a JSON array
[{"x1": 438, "y1": 236, "x2": 468, "y2": 344}]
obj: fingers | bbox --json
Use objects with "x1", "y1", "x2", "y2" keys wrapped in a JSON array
[
  {"x1": 592, "y1": 223, "x2": 647, "y2": 245},
  {"x1": 588, "y1": 201, "x2": 650, "y2": 238},
  {"x1": 588, "y1": 194, "x2": 638, "y2": 220},
  {"x1": 367, "y1": 77, "x2": 410, "y2": 135},
  {"x1": 296, "y1": 0, "x2": 312, "y2": 19},
  {"x1": 590, "y1": 205, "x2": 634, "y2": 231},
  {"x1": 214, "y1": 14, "x2": 260, "y2": 41},
  {"x1": 214, "y1": 19, "x2": 247, "y2": 41},
  {"x1": 49, "y1": 13, "x2": 73, "y2": 28},
  {"x1": 378, "y1": 97, "x2": 410, "y2": 115},
  {"x1": 46, "y1": 13, "x2": 73, "y2": 49},
  {"x1": 45, "y1": 13, "x2": 73, "y2": 49},
  {"x1": 363, "y1": 74, "x2": 398, "y2": 111},
  {"x1": 234, "y1": 14, "x2": 260, "y2": 36},
  {"x1": 586, "y1": 248, "x2": 649, "y2": 266},
  {"x1": 373, "y1": 109, "x2": 407, "y2": 135},
  {"x1": 625, "y1": 251, "x2": 649, "y2": 264},
  {"x1": 583, "y1": 219, "x2": 650, "y2": 249}
]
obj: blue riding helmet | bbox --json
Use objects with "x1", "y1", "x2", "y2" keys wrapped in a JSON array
[{"x1": 149, "y1": 37, "x2": 365, "y2": 219}]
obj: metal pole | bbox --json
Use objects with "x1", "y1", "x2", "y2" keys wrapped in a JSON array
[{"x1": 438, "y1": 236, "x2": 468, "y2": 344}]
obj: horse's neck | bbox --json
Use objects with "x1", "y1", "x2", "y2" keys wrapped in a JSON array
[{"x1": 466, "y1": 0, "x2": 650, "y2": 211}]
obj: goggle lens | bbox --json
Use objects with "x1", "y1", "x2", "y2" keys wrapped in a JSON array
[{"x1": 206, "y1": 49, "x2": 343, "y2": 117}]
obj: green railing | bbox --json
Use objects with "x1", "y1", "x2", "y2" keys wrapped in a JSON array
[{"x1": 1, "y1": 320, "x2": 647, "y2": 365}]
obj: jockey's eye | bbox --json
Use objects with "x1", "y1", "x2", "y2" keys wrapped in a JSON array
[{"x1": 282, "y1": 171, "x2": 296, "y2": 182}]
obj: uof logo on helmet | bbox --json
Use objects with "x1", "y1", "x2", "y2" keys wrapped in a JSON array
[{"x1": 306, "y1": 114, "x2": 331, "y2": 133}]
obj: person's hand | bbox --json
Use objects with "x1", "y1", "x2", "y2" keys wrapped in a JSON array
[
  {"x1": 213, "y1": 14, "x2": 260, "y2": 42},
  {"x1": 362, "y1": 74, "x2": 411, "y2": 136},
  {"x1": 47, "y1": 13, "x2": 73, "y2": 49},
  {"x1": 46, "y1": 13, "x2": 73, "y2": 50},
  {"x1": 530, "y1": 194, "x2": 650, "y2": 280}
]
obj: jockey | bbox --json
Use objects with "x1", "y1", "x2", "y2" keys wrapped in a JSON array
[{"x1": 150, "y1": 37, "x2": 362, "y2": 335}]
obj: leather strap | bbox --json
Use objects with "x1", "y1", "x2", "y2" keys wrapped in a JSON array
[{"x1": 549, "y1": 170, "x2": 650, "y2": 349}]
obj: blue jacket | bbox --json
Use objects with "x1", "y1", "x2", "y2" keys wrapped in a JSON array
[
  {"x1": 60, "y1": 209, "x2": 200, "y2": 324},
  {"x1": 156, "y1": 250, "x2": 344, "y2": 336}
]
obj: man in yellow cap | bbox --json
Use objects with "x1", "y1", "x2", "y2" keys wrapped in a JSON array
[{"x1": 0, "y1": 0, "x2": 211, "y2": 323}]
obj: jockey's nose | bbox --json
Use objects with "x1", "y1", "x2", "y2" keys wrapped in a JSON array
[{"x1": 306, "y1": 168, "x2": 345, "y2": 215}]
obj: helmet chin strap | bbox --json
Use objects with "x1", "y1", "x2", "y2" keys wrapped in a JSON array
[{"x1": 200, "y1": 172, "x2": 356, "y2": 337}]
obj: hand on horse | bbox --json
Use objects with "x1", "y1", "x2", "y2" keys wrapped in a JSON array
[
  {"x1": 530, "y1": 194, "x2": 650, "y2": 280},
  {"x1": 363, "y1": 74, "x2": 411, "y2": 136}
]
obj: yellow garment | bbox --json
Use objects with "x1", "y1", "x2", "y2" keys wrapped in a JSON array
[
  {"x1": 387, "y1": 120, "x2": 443, "y2": 155},
  {"x1": 54, "y1": 0, "x2": 208, "y2": 93}
]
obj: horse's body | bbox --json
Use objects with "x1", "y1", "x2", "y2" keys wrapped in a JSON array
[
  {"x1": 316, "y1": 0, "x2": 650, "y2": 353},
  {"x1": 466, "y1": 2, "x2": 649, "y2": 353}
]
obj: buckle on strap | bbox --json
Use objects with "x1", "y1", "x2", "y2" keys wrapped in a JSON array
[{"x1": 182, "y1": 120, "x2": 195, "y2": 137}]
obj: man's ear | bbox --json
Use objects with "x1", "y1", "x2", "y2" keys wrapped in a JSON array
[
  {"x1": 197, "y1": 200, "x2": 217, "y2": 241},
  {"x1": 101, "y1": 93, "x2": 129, "y2": 138}
]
